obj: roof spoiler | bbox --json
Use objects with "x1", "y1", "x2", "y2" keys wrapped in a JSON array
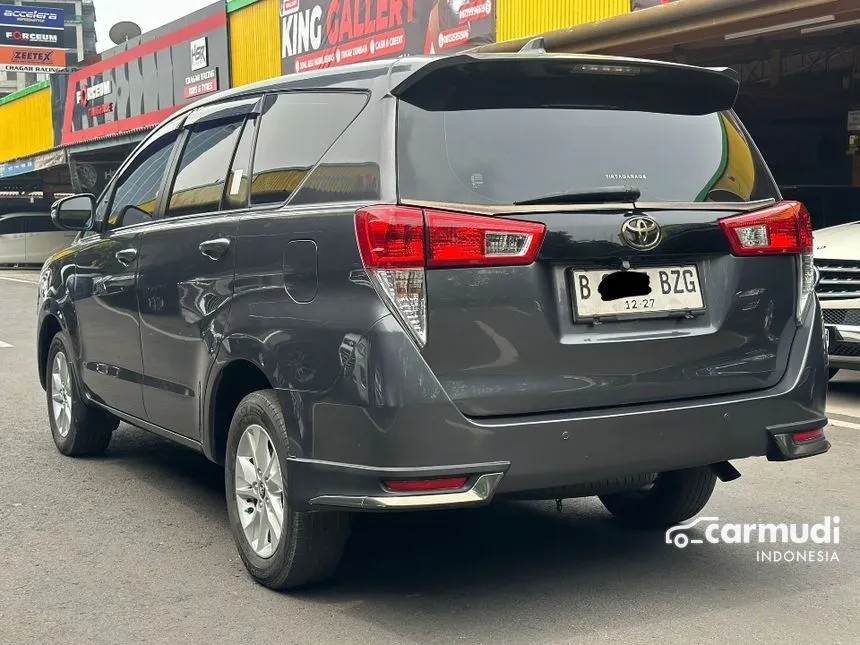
[
  {"x1": 390, "y1": 54, "x2": 741, "y2": 114},
  {"x1": 519, "y1": 37, "x2": 547, "y2": 54}
]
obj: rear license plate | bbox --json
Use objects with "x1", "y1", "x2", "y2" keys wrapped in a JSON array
[{"x1": 571, "y1": 265, "x2": 705, "y2": 321}]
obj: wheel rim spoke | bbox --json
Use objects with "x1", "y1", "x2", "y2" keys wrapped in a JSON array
[
  {"x1": 255, "y1": 501, "x2": 269, "y2": 551},
  {"x1": 235, "y1": 456, "x2": 257, "y2": 488},
  {"x1": 266, "y1": 495, "x2": 284, "y2": 535}
]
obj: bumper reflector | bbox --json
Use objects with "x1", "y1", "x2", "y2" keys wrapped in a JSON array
[
  {"x1": 792, "y1": 429, "x2": 824, "y2": 443},
  {"x1": 383, "y1": 476, "x2": 469, "y2": 492}
]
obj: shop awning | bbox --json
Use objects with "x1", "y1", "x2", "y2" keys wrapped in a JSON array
[
  {"x1": 0, "y1": 148, "x2": 67, "y2": 180},
  {"x1": 471, "y1": 0, "x2": 860, "y2": 58}
]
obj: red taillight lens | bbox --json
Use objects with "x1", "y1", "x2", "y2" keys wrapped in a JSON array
[
  {"x1": 355, "y1": 206, "x2": 425, "y2": 268},
  {"x1": 426, "y1": 210, "x2": 546, "y2": 268},
  {"x1": 383, "y1": 477, "x2": 469, "y2": 492},
  {"x1": 719, "y1": 201, "x2": 813, "y2": 256},
  {"x1": 792, "y1": 429, "x2": 824, "y2": 443}
]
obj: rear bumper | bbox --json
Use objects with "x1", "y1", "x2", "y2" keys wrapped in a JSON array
[{"x1": 285, "y1": 306, "x2": 830, "y2": 512}]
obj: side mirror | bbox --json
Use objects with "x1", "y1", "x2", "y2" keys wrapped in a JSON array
[{"x1": 51, "y1": 194, "x2": 95, "y2": 231}]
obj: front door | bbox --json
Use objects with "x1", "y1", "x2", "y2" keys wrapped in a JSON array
[
  {"x1": 136, "y1": 99, "x2": 258, "y2": 438},
  {"x1": 72, "y1": 126, "x2": 182, "y2": 418}
]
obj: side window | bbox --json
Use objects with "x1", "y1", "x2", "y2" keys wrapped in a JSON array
[
  {"x1": 107, "y1": 131, "x2": 179, "y2": 229},
  {"x1": 0, "y1": 216, "x2": 24, "y2": 234},
  {"x1": 167, "y1": 118, "x2": 245, "y2": 217},
  {"x1": 250, "y1": 92, "x2": 368, "y2": 206},
  {"x1": 224, "y1": 117, "x2": 257, "y2": 210},
  {"x1": 24, "y1": 216, "x2": 57, "y2": 233}
]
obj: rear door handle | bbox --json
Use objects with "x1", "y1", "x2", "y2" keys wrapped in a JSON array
[
  {"x1": 115, "y1": 248, "x2": 138, "y2": 267},
  {"x1": 199, "y1": 238, "x2": 231, "y2": 261}
]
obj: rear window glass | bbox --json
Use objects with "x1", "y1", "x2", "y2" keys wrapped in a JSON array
[{"x1": 397, "y1": 103, "x2": 778, "y2": 205}]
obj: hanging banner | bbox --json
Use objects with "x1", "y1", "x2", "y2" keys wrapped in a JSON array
[
  {"x1": 0, "y1": 45, "x2": 63, "y2": 72},
  {"x1": 0, "y1": 26, "x2": 65, "y2": 48},
  {"x1": 0, "y1": 4, "x2": 64, "y2": 30},
  {"x1": 281, "y1": 0, "x2": 496, "y2": 75}
]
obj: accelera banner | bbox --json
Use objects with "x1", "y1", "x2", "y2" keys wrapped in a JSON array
[
  {"x1": 62, "y1": 5, "x2": 229, "y2": 145},
  {"x1": 0, "y1": 3, "x2": 64, "y2": 29},
  {"x1": 0, "y1": 45, "x2": 63, "y2": 72},
  {"x1": 281, "y1": 0, "x2": 496, "y2": 75}
]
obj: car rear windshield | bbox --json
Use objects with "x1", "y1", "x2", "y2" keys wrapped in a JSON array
[{"x1": 397, "y1": 102, "x2": 779, "y2": 205}]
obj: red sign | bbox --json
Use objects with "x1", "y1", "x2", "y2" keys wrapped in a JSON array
[
  {"x1": 295, "y1": 27, "x2": 406, "y2": 73},
  {"x1": 282, "y1": 0, "x2": 496, "y2": 75},
  {"x1": 88, "y1": 103, "x2": 114, "y2": 117},
  {"x1": 184, "y1": 77, "x2": 219, "y2": 99},
  {"x1": 184, "y1": 68, "x2": 219, "y2": 98}
]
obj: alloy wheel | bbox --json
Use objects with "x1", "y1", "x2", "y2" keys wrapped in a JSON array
[
  {"x1": 234, "y1": 423, "x2": 285, "y2": 558},
  {"x1": 51, "y1": 351, "x2": 73, "y2": 438}
]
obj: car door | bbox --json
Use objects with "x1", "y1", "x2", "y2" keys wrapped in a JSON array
[
  {"x1": 71, "y1": 121, "x2": 183, "y2": 418},
  {"x1": 24, "y1": 215, "x2": 77, "y2": 264},
  {"x1": 135, "y1": 97, "x2": 260, "y2": 438},
  {"x1": 0, "y1": 215, "x2": 26, "y2": 264}
]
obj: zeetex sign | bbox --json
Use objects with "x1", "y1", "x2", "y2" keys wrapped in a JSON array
[{"x1": 0, "y1": 45, "x2": 62, "y2": 72}]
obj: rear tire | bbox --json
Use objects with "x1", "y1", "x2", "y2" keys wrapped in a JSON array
[
  {"x1": 225, "y1": 390, "x2": 350, "y2": 589},
  {"x1": 599, "y1": 466, "x2": 717, "y2": 529},
  {"x1": 46, "y1": 335, "x2": 119, "y2": 457}
]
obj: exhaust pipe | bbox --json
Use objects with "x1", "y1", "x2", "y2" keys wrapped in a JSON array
[{"x1": 711, "y1": 461, "x2": 741, "y2": 482}]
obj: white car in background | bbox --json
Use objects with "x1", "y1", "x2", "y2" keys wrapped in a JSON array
[
  {"x1": 814, "y1": 221, "x2": 860, "y2": 378},
  {"x1": 0, "y1": 212, "x2": 77, "y2": 266}
]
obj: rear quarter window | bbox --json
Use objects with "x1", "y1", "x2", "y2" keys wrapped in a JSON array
[{"x1": 250, "y1": 91, "x2": 369, "y2": 206}]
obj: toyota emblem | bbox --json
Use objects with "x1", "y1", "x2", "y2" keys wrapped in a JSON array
[{"x1": 621, "y1": 216, "x2": 661, "y2": 250}]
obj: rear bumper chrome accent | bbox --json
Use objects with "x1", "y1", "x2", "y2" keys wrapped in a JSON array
[{"x1": 309, "y1": 472, "x2": 504, "y2": 510}]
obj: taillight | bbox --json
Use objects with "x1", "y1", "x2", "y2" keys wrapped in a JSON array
[
  {"x1": 355, "y1": 206, "x2": 546, "y2": 346},
  {"x1": 719, "y1": 201, "x2": 815, "y2": 324},
  {"x1": 719, "y1": 201, "x2": 812, "y2": 256},
  {"x1": 425, "y1": 209, "x2": 545, "y2": 268}
]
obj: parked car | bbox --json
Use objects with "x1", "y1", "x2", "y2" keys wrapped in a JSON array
[
  {"x1": 0, "y1": 212, "x2": 76, "y2": 266},
  {"x1": 814, "y1": 219, "x2": 860, "y2": 377},
  {"x1": 38, "y1": 51, "x2": 830, "y2": 589}
]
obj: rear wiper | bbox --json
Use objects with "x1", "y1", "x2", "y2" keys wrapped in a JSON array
[{"x1": 514, "y1": 186, "x2": 641, "y2": 206}]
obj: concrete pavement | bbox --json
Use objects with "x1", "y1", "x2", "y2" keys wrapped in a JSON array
[{"x1": 1, "y1": 269, "x2": 858, "y2": 644}]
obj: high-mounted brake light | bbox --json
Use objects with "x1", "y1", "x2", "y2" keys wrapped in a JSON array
[
  {"x1": 355, "y1": 206, "x2": 547, "y2": 346},
  {"x1": 719, "y1": 201, "x2": 815, "y2": 323}
]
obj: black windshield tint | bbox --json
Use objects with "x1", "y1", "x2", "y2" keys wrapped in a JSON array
[{"x1": 397, "y1": 103, "x2": 778, "y2": 205}]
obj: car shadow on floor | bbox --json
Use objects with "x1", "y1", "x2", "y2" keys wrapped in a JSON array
[{"x1": 100, "y1": 424, "x2": 843, "y2": 642}]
